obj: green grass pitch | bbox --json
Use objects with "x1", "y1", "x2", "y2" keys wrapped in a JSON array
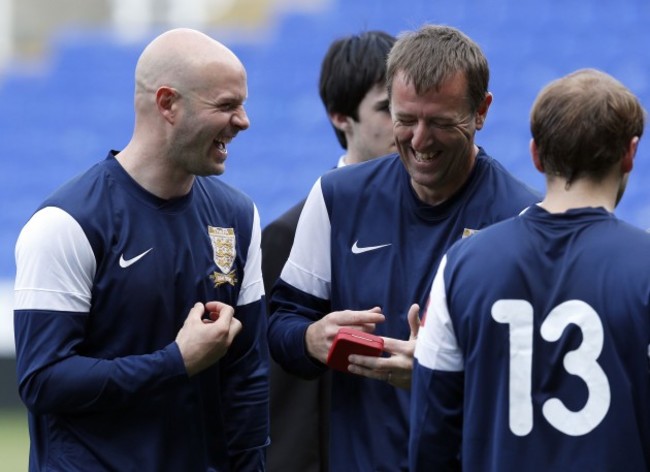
[{"x1": 0, "y1": 408, "x2": 29, "y2": 471}]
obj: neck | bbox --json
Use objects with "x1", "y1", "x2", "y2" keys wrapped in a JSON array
[
  {"x1": 116, "y1": 142, "x2": 194, "y2": 200},
  {"x1": 341, "y1": 152, "x2": 363, "y2": 165},
  {"x1": 343, "y1": 147, "x2": 385, "y2": 166},
  {"x1": 540, "y1": 176, "x2": 619, "y2": 213}
]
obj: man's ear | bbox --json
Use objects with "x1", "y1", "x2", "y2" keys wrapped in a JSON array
[
  {"x1": 475, "y1": 92, "x2": 493, "y2": 130},
  {"x1": 621, "y1": 136, "x2": 639, "y2": 174},
  {"x1": 156, "y1": 86, "x2": 179, "y2": 124},
  {"x1": 329, "y1": 112, "x2": 353, "y2": 133},
  {"x1": 530, "y1": 138, "x2": 544, "y2": 173}
]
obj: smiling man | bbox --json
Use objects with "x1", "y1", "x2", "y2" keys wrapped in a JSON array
[
  {"x1": 267, "y1": 24, "x2": 540, "y2": 471},
  {"x1": 14, "y1": 28, "x2": 269, "y2": 471},
  {"x1": 261, "y1": 30, "x2": 397, "y2": 472}
]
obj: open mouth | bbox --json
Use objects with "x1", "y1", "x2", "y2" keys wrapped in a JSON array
[
  {"x1": 215, "y1": 141, "x2": 227, "y2": 155},
  {"x1": 414, "y1": 151, "x2": 440, "y2": 163}
]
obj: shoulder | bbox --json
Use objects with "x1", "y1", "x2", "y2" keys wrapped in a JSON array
[
  {"x1": 320, "y1": 153, "x2": 403, "y2": 196},
  {"x1": 31, "y1": 159, "x2": 119, "y2": 249},
  {"x1": 476, "y1": 151, "x2": 539, "y2": 196},
  {"x1": 41, "y1": 159, "x2": 111, "y2": 213},
  {"x1": 470, "y1": 151, "x2": 541, "y2": 213},
  {"x1": 196, "y1": 176, "x2": 255, "y2": 210},
  {"x1": 453, "y1": 216, "x2": 520, "y2": 253},
  {"x1": 441, "y1": 216, "x2": 523, "y2": 285},
  {"x1": 602, "y1": 217, "x2": 650, "y2": 252},
  {"x1": 18, "y1": 206, "x2": 90, "y2": 252},
  {"x1": 195, "y1": 177, "x2": 258, "y2": 234}
]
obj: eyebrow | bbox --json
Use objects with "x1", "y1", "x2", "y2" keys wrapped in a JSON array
[
  {"x1": 374, "y1": 99, "x2": 390, "y2": 110},
  {"x1": 199, "y1": 91, "x2": 247, "y2": 107}
]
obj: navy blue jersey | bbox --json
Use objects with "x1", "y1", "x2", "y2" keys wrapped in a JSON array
[
  {"x1": 413, "y1": 205, "x2": 650, "y2": 471},
  {"x1": 268, "y1": 150, "x2": 539, "y2": 471},
  {"x1": 14, "y1": 153, "x2": 269, "y2": 471}
]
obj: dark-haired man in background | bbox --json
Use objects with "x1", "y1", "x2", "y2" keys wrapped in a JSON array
[{"x1": 262, "y1": 30, "x2": 396, "y2": 472}]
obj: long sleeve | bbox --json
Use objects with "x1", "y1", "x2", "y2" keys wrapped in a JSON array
[
  {"x1": 14, "y1": 207, "x2": 188, "y2": 414},
  {"x1": 267, "y1": 179, "x2": 332, "y2": 379},
  {"x1": 410, "y1": 255, "x2": 464, "y2": 471}
]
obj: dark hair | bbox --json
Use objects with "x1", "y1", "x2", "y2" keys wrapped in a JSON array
[
  {"x1": 386, "y1": 24, "x2": 489, "y2": 114},
  {"x1": 531, "y1": 68, "x2": 645, "y2": 183},
  {"x1": 319, "y1": 30, "x2": 396, "y2": 149}
]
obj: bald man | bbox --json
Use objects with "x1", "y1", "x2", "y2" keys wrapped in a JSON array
[{"x1": 13, "y1": 28, "x2": 269, "y2": 471}]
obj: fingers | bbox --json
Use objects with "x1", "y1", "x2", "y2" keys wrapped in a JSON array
[
  {"x1": 189, "y1": 302, "x2": 206, "y2": 320},
  {"x1": 382, "y1": 337, "x2": 415, "y2": 357},
  {"x1": 176, "y1": 301, "x2": 241, "y2": 377},
  {"x1": 206, "y1": 303, "x2": 239, "y2": 339},
  {"x1": 407, "y1": 303, "x2": 420, "y2": 340},
  {"x1": 204, "y1": 302, "x2": 240, "y2": 338},
  {"x1": 347, "y1": 353, "x2": 411, "y2": 389},
  {"x1": 378, "y1": 304, "x2": 419, "y2": 355},
  {"x1": 328, "y1": 306, "x2": 419, "y2": 389},
  {"x1": 348, "y1": 351, "x2": 413, "y2": 389},
  {"x1": 227, "y1": 317, "x2": 243, "y2": 342},
  {"x1": 305, "y1": 308, "x2": 385, "y2": 363},
  {"x1": 329, "y1": 307, "x2": 385, "y2": 331},
  {"x1": 205, "y1": 301, "x2": 235, "y2": 321},
  {"x1": 347, "y1": 359, "x2": 388, "y2": 382}
]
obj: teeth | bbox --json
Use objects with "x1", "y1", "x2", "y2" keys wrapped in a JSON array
[
  {"x1": 415, "y1": 153, "x2": 436, "y2": 162},
  {"x1": 216, "y1": 141, "x2": 227, "y2": 155}
]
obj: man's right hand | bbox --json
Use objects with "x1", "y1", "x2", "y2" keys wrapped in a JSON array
[
  {"x1": 176, "y1": 301, "x2": 242, "y2": 377},
  {"x1": 304, "y1": 307, "x2": 385, "y2": 364}
]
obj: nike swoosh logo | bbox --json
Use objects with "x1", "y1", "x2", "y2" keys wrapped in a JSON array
[
  {"x1": 119, "y1": 248, "x2": 153, "y2": 268},
  {"x1": 351, "y1": 240, "x2": 392, "y2": 254}
]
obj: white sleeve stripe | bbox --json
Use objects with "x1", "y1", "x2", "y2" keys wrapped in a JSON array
[
  {"x1": 280, "y1": 178, "x2": 331, "y2": 300},
  {"x1": 238, "y1": 204, "x2": 265, "y2": 306},
  {"x1": 14, "y1": 207, "x2": 95, "y2": 313},
  {"x1": 281, "y1": 258, "x2": 331, "y2": 300},
  {"x1": 14, "y1": 288, "x2": 91, "y2": 313},
  {"x1": 414, "y1": 255, "x2": 464, "y2": 372}
]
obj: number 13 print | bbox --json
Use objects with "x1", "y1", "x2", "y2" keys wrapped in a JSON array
[{"x1": 492, "y1": 299, "x2": 611, "y2": 437}]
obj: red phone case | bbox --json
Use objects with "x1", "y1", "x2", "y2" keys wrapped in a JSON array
[{"x1": 326, "y1": 327, "x2": 384, "y2": 372}]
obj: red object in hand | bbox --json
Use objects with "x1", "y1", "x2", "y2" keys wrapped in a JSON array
[{"x1": 326, "y1": 327, "x2": 384, "y2": 372}]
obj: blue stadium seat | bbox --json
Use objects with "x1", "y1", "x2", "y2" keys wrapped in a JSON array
[{"x1": 1, "y1": 0, "x2": 649, "y2": 278}]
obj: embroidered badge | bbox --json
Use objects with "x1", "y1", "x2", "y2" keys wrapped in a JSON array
[
  {"x1": 462, "y1": 228, "x2": 479, "y2": 239},
  {"x1": 208, "y1": 226, "x2": 238, "y2": 287}
]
